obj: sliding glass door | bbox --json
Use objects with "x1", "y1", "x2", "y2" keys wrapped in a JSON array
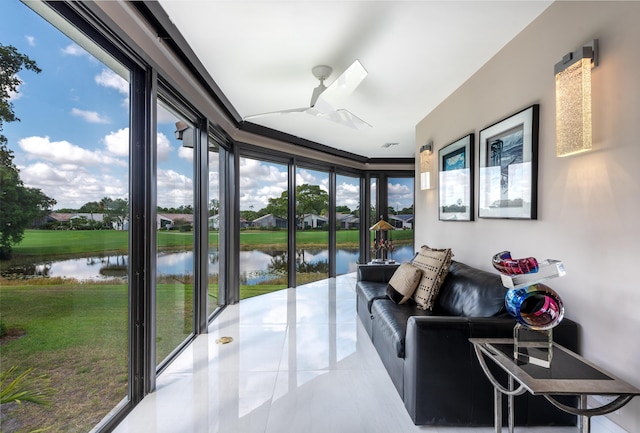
[
  {"x1": 295, "y1": 167, "x2": 329, "y2": 285},
  {"x1": 238, "y1": 156, "x2": 289, "y2": 299}
]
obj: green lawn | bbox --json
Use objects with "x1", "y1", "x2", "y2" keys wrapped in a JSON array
[
  {"x1": 6, "y1": 228, "x2": 413, "y2": 259},
  {"x1": 0, "y1": 227, "x2": 414, "y2": 432}
]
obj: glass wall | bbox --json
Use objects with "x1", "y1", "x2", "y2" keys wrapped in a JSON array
[
  {"x1": 295, "y1": 167, "x2": 329, "y2": 284},
  {"x1": 387, "y1": 176, "x2": 415, "y2": 262},
  {"x1": 0, "y1": 2, "x2": 416, "y2": 431},
  {"x1": 336, "y1": 174, "x2": 361, "y2": 275},
  {"x1": 0, "y1": 2, "x2": 130, "y2": 431},
  {"x1": 208, "y1": 136, "x2": 220, "y2": 314},
  {"x1": 154, "y1": 102, "x2": 195, "y2": 365},
  {"x1": 238, "y1": 156, "x2": 288, "y2": 299}
]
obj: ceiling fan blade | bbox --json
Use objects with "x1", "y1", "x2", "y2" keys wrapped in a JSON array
[
  {"x1": 315, "y1": 109, "x2": 371, "y2": 130},
  {"x1": 244, "y1": 107, "x2": 307, "y2": 121},
  {"x1": 315, "y1": 59, "x2": 367, "y2": 111}
]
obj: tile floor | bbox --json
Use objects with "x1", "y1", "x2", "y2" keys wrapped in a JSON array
[{"x1": 112, "y1": 274, "x2": 579, "y2": 433}]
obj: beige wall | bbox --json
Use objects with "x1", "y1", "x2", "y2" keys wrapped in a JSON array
[{"x1": 415, "y1": 1, "x2": 640, "y2": 431}]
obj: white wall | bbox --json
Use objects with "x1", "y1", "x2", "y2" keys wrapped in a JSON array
[{"x1": 415, "y1": 2, "x2": 640, "y2": 431}]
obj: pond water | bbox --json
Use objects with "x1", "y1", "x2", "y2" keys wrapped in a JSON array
[{"x1": 1, "y1": 245, "x2": 415, "y2": 285}]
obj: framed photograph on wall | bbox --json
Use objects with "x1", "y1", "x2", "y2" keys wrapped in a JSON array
[
  {"x1": 438, "y1": 133, "x2": 474, "y2": 221},
  {"x1": 478, "y1": 104, "x2": 539, "y2": 219}
]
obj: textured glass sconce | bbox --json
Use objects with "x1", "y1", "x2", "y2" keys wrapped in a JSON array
[
  {"x1": 419, "y1": 142, "x2": 433, "y2": 190},
  {"x1": 555, "y1": 39, "x2": 598, "y2": 157}
]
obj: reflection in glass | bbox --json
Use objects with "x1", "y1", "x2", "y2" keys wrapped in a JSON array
[
  {"x1": 155, "y1": 102, "x2": 194, "y2": 365},
  {"x1": 208, "y1": 136, "x2": 220, "y2": 315},
  {"x1": 336, "y1": 174, "x2": 361, "y2": 274},
  {"x1": 239, "y1": 157, "x2": 288, "y2": 298},
  {"x1": 0, "y1": 3, "x2": 130, "y2": 431},
  {"x1": 387, "y1": 177, "x2": 415, "y2": 259},
  {"x1": 296, "y1": 167, "x2": 329, "y2": 285}
]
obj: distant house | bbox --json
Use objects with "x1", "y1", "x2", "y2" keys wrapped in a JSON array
[
  {"x1": 336, "y1": 213, "x2": 359, "y2": 229},
  {"x1": 252, "y1": 214, "x2": 287, "y2": 229},
  {"x1": 299, "y1": 214, "x2": 327, "y2": 229},
  {"x1": 157, "y1": 213, "x2": 194, "y2": 230},
  {"x1": 44, "y1": 212, "x2": 127, "y2": 229},
  {"x1": 389, "y1": 214, "x2": 413, "y2": 229},
  {"x1": 45, "y1": 212, "x2": 74, "y2": 224}
]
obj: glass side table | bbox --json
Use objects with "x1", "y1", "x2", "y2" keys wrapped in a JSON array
[{"x1": 469, "y1": 338, "x2": 640, "y2": 433}]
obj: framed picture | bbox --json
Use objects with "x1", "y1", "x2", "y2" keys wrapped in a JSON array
[
  {"x1": 438, "y1": 133, "x2": 474, "y2": 221},
  {"x1": 478, "y1": 104, "x2": 539, "y2": 219}
]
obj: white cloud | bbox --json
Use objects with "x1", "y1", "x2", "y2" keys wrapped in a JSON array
[
  {"x1": 18, "y1": 161, "x2": 128, "y2": 210},
  {"x1": 157, "y1": 104, "x2": 178, "y2": 124},
  {"x1": 157, "y1": 169, "x2": 194, "y2": 208},
  {"x1": 238, "y1": 158, "x2": 288, "y2": 211},
  {"x1": 388, "y1": 179, "x2": 414, "y2": 211},
  {"x1": 7, "y1": 74, "x2": 23, "y2": 101},
  {"x1": 336, "y1": 181, "x2": 359, "y2": 211},
  {"x1": 61, "y1": 43, "x2": 88, "y2": 57},
  {"x1": 71, "y1": 108, "x2": 110, "y2": 124},
  {"x1": 103, "y1": 128, "x2": 129, "y2": 156},
  {"x1": 95, "y1": 69, "x2": 129, "y2": 95},
  {"x1": 157, "y1": 132, "x2": 173, "y2": 161},
  {"x1": 178, "y1": 145, "x2": 193, "y2": 162},
  {"x1": 18, "y1": 135, "x2": 126, "y2": 168},
  {"x1": 26, "y1": 36, "x2": 36, "y2": 47}
]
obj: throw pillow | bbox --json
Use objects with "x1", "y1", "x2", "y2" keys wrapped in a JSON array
[
  {"x1": 386, "y1": 263, "x2": 422, "y2": 304},
  {"x1": 411, "y1": 245, "x2": 453, "y2": 310}
]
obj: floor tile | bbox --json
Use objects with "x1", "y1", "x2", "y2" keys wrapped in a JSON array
[{"x1": 113, "y1": 274, "x2": 579, "y2": 433}]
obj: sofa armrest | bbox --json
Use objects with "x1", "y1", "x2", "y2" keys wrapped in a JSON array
[
  {"x1": 402, "y1": 315, "x2": 580, "y2": 425},
  {"x1": 357, "y1": 263, "x2": 399, "y2": 283}
]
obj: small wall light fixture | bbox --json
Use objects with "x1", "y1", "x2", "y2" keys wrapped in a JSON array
[
  {"x1": 174, "y1": 120, "x2": 189, "y2": 141},
  {"x1": 419, "y1": 142, "x2": 433, "y2": 190},
  {"x1": 555, "y1": 39, "x2": 598, "y2": 157}
]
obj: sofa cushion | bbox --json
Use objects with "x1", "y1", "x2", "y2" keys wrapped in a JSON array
[
  {"x1": 435, "y1": 260, "x2": 508, "y2": 317},
  {"x1": 371, "y1": 299, "x2": 434, "y2": 358},
  {"x1": 386, "y1": 263, "x2": 422, "y2": 304},
  {"x1": 411, "y1": 245, "x2": 453, "y2": 310}
]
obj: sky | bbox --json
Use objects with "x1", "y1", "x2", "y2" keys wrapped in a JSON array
[{"x1": 1, "y1": 0, "x2": 413, "y2": 214}]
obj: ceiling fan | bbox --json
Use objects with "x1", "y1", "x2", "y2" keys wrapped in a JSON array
[{"x1": 244, "y1": 59, "x2": 371, "y2": 130}]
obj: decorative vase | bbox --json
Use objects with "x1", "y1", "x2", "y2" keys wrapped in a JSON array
[
  {"x1": 504, "y1": 283, "x2": 564, "y2": 331},
  {"x1": 505, "y1": 283, "x2": 564, "y2": 367}
]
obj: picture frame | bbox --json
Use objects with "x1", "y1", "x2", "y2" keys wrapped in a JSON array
[
  {"x1": 438, "y1": 133, "x2": 474, "y2": 221},
  {"x1": 478, "y1": 104, "x2": 539, "y2": 219}
]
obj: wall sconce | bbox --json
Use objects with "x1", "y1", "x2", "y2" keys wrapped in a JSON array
[
  {"x1": 555, "y1": 39, "x2": 598, "y2": 157},
  {"x1": 419, "y1": 142, "x2": 433, "y2": 190},
  {"x1": 174, "y1": 120, "x2": 189, "y2": 141}
]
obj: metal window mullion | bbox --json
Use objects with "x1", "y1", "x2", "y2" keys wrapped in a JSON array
[
  {"x1": 361, "y1": 174, "x2": 371, "y2": 264},
  {"x1": 328, "y1": 168, "x2": 336, "y2": 277},
  {"x1": 288, "y1": 159, "x2": 297, "y2": 288},
  {"x1": 194, "y1": 120, "x2": 209, "y2": 333},
  {"x1": 129, "y1": 65, "x2": 157, "y2": 400}
]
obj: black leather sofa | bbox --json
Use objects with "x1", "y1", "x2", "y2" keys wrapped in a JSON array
[{"x1": 356, "y1": 260, "x2": 579, "y2": 426}]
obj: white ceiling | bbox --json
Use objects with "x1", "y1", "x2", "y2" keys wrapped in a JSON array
[{"x1": 156, "y1": 0, "x2": 552, "y2": 159}]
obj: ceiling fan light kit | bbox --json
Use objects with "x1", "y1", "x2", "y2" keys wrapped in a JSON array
[{"x1": 311, "y1": 65, "x2": 332, "y2": 81}]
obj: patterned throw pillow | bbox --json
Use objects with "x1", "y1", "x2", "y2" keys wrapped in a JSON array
[
  {"x1": 386, "y1": 263, "x2": 422, "y2": 304},
  {"x1": 411, "y1": 245, "x2": 453, "y2": 310}
]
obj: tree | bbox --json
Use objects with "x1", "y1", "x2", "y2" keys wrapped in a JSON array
[
  {"x1": 263, "y1": 191, "x2": 288, "y2": 219},
  {"x1": 79, "y1": 201, "x2": 101, "y2": 213},
  {"x1": 0, "y1": 144, "x2": 56, "y2": 259},
  {"x1": 295, "y1": 184, "x2": 328, "y2": 229},
  {"x1": 209, "y1": 198, "x2": 219, "y2": 216},
  {"x1": 0, "y1": 46, "x2": 55, "y2": 258},
  {"x1": 336, "y1": 205, "x2": 351, "y2": 214},
  {"x1": 1, "y1": 44, "x2": 41, "y2": 146}
]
